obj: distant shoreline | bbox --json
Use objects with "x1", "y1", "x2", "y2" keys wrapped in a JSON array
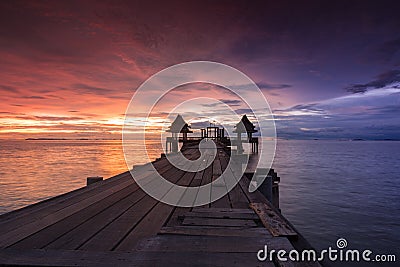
[
  {"x1": 24, "y1": 138, "x2": 121, "y2": 141},
  {"x1": 15, "y1": 138, "x2": 400, "y2": 141}
]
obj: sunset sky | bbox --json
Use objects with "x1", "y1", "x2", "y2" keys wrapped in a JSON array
[{"x1": 0, "y1": 0, "x2": 399, "y2": 140}]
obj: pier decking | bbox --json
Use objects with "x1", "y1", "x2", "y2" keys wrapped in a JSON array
[{"x1": 0, "y1": 141, "x2": 321, "y2": 266}]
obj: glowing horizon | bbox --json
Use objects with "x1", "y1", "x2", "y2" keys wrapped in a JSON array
[{"x1": 1, "y1": 1, "x2": 399, "y2": 140}]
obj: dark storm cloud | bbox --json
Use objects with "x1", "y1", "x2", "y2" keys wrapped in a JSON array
[{"x1": 345, "y1": 70, "x2": 400, "y2": 94}]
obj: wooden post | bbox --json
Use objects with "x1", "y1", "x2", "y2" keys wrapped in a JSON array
[
  {"x1": 254, "y1": 168, "x2": 273, "y2": 202},
  {"x1": 260, "y1": 175, "x2": 273, "y2": 202},
  {"x1": 272, "y1": 183, "x2": 280, "y2": 209},
  {"x1": 237, "y1": 132, "x2": 243, "y2": 153},
  {"x1": 87, "y1": 176, "x2": 103, "y2": 186},
  {"x1": 171, "y1": 141, "x2": 178, "y2": 152}
]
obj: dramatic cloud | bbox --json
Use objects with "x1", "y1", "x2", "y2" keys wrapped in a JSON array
[
  {"x1": 345, "y1": 70, "x2": 400, "y2": 94},
  {"x1": 0, "y1": 1, "x2": 400, "y2": 139},
  {"x1": 275, "y1": 85, "x2": 400, "y2": 139}
]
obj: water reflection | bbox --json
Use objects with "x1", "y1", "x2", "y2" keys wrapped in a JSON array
[
  {"x1": 0, "y1": 140, "x2": 162, "y2": 214},
  {"x1": 0, "y1": 139, "x2": 399, "y2": 267}
]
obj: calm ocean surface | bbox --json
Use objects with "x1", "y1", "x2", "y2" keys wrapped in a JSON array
[{"x1": 0, "y1": 140, "x2": 399, "y2": 265}]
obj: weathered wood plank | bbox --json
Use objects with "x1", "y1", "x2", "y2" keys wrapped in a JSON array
[
  {"x1": 164, "y1": 146, "x2": 217, "y2": 227},
  {"x1": 191, "y1": 207, "x2": 255, "y2": 214},
  {"x1": 135, "y1": 235, "x2": 292, "y2": 253},
  {"x1": 79, "y1": 195, "x2": 158, "y2": 251},
  {"x1": 164, "y1": 157, "x2": 209, "y2": 227},
  {"x1": 250, "y1": 202, "x2": 297, "y2": 237},
  {"x1": 193, "y1": 154, "x2": 213, "y2": 208},
  {"x1": 212, "y1": 153, "x2": 222, "y2": 178},
  {"x1": 45, "y1": 189, "x2": 147, "y2": 250},
  {"x1": 79, "y1": 164, "x2": 188, "y2": 251},
  {"x1": 0, "y1": 178, "x2": 135, "y2": 248},
  {"x1": 114, "y1": 166, "x2": 196, "y2": 251},
  {"x1": 114, "y1": 202, "x2": 176, "y2": 251},
  {"x1": 220, "y1": 155, "x2": 250, "y2": 209},
  {"x1": 182, "y1": 217, "x2": 257, "y2": 227},
  {"x1": 10, "y1": 184, "x2": 142, "y2": 249},
  {"x1": 210, "y1": 152, "x2": 231, "y2": 208},
  {"x1": 159, "y1": 226, "x2": 272, "y2": 237},
  {"x1": 182, "y1": 211, "x2": 259, "y2": 220}
]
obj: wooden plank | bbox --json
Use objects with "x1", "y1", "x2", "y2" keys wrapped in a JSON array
[
  {"x1": 159, "y1": 226, "x2": 272, "y2": 237},
  {"x1": 0, "y1": 248, "x2": 274, "y2": 267},
  {"x1": 0, "y1": 172, "x2": 131, "y2": 230},
  {"x1": 220, "y1": 155, "x2": 250, "y2": 209},
  {"x1": 182, "y1": 211, "x2": 259, "y2": 220},
  {"x1": 113, "y1": 164, "x2": 196, "y2": 251},
  {"x1": 0, "y1": 156, "x2": 173, "y2": 234},
  {"x1": 0, "y1": 178, "x2": 135, "y2": 248},
  {"x1": 164, "y1": 157, "x2": 208, "y2": 227},
  {"x1": 114, "y1": 202, "x2": 176, "y2": 251},
  {"x1": 0, "y1": 153, "x2": 170, "y2": 224},
  {"x1": 192, "y1": 154, "x2": 213, "y2": 208},
  {"x1": 0, "y1": 161, "x2": 177, "y2": 251},
  {"x1": 0, "y1": 171, "x2": 130, "y2": 221},
  {"x1": 79, "y1": 195, "x2": 158, "y2": 251},
  {"x1": 212, "y1": 153, "x2": 222, "y2": 177},
  {"x1": 10, "y1": 184, "x2": 142, "y2": 249},
  {"x1": 135, "y1": 235, "x2": 292, "y2": 253},
  {"x1": 191, "y1": 207, "x2": 255, "y2": 214},
  {"x1": 79, "y1": 164, "x2": 187, "y2": 251},
  {"x1": 210, "y1": 151, "x2": 231, "y2": 208},
  {"x1": 250, "y1": 202, "x2": 297, "y2": 237},
  {"x1": 182, "y1": 217, "x2": 257, "y2": 227},
  {"x1": 45, "y1": 189, "x2": 147, "y2": 250},
  {"x1": 164, "y1": 148, "x2": 214, "y2": 227}
]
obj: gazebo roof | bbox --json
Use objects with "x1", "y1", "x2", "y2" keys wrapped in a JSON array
[
  {"x1": 166, "y1": 114, "x2": 193, "y2": 133},
  {"x1": 233, "y1": 115, "x2": 257, "y2": 133}
]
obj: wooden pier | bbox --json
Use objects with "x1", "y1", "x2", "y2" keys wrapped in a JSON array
[
  {"x1": 0, "y1": 141, "x2": 321, "y2": 266},
  {"x1": 0, "y1": 116, "x2": 322, "y2": 266}
]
